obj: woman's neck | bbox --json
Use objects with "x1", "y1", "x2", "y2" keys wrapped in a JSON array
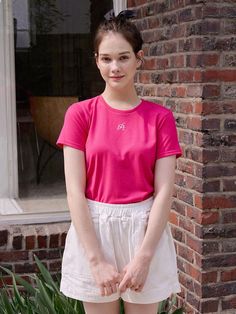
[{"x1": 102, "y1": 86, "x2": 140, "y2": 109}]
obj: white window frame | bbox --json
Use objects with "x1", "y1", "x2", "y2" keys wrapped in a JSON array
[
  {"x1": 0, "y1": 0, "x2": 70, "y2": 224},
  {"x1": 113, "y1": 0, "x2": 127, "y2": 16},
  {"x1": 0, "y1": 0, "x2": 125, "y2": 224}
]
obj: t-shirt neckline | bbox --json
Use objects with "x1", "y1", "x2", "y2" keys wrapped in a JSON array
[{"x1": 99, "y1": 95, "x2": 144, "y2": 114}]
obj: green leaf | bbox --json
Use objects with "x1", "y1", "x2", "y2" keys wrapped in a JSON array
[
  {"x1": 34, "y1": 254, "x2": 59, "y2": 293},
  {"x1": 1, "y1": 289, "x2": 15, "y2": 314},
  {"x1": 0, "y1": 266, "x2": 35, "y2": 295},
  {"x1": 35, "y1": 276, "x2": 57, "y2": 314},
  {"x1": 172, "y1": 308, "x2": 184, "y2": 314}
]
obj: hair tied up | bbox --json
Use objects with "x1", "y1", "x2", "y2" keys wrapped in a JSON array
[
  {"x1": 104, "y1": 9, "x2": 136, "y2": 21},
  {"x1": 117, "y1": 10, "x2": 137, "y2": 19}
]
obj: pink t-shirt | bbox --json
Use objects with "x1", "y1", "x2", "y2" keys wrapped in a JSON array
[{"x1": 57, "y1": 95, "x2": 181, "y2": 204}]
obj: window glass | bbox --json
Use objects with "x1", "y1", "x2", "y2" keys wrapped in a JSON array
[{"x1": 14, "y1": 0, "x2": 112, "y2": 209}]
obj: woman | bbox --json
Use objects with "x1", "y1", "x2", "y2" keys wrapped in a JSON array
[{"x1": 57, "y1": 11, "x2": 181, "y2": 314}]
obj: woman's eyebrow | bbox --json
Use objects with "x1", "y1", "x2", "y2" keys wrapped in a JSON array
[{"x1": 99, "y1": 51, "x2": 131, "y2": 56}]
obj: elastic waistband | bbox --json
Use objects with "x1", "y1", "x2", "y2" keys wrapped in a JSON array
[{"x1": 87, "y1": 197, "x2": 154, "y2": 216}]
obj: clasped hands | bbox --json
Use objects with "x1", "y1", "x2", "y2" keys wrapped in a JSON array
[{"x1": 90, "y1": 255, "x2": 150, "y2": 297}]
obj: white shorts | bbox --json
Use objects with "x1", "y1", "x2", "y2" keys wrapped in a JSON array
[{"x1": 60, "y1": 197, "x2": 181, "y2": 304}]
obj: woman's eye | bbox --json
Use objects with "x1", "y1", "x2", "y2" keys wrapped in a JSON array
[
  {"x1": 101, "y1": 57, "x2": 111, "y2": 62},
  {"x1": 120, "y1": 55, "x2": 129, "y2": 61}
]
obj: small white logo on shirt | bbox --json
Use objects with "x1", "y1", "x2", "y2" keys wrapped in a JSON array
[{"x1": 117, "y1": 123, "x2": 126, "y2": 131}]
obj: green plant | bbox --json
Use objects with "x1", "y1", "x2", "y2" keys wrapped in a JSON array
[{"x1": 0, "y1": 256, "x2": 184, "y2": 314}]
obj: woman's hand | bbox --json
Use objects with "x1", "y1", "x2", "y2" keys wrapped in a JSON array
[
  {"x1": 118, "y1": 254, "x2": 151, "y2": 293},
  {"x1": 90, "y1": 259, "x2": 121, "y2": 296}
]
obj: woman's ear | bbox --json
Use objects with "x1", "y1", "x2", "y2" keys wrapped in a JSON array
[
  {"x1": 136, "y1": 50, "x2": 144, "y2": 67},
  {"x1": 94, "y1": 53, "x2": 100, "y2": 69}
]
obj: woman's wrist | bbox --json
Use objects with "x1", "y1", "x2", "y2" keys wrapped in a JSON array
[
  {"x1": 136, "y1": 250, "x2": 153, "y2": 264},
  {"x1": 87, "y1": 251, "x2": 105, "y2": 265}
]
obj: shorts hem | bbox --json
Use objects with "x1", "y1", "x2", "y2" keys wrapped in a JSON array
[{"x1": 60, "y1": 278, "x2": 181, "y2": 304}]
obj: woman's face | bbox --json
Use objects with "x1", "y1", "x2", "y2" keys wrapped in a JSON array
[{"x1": 96, "y1": 32, "x2": 143, "y2": 91}]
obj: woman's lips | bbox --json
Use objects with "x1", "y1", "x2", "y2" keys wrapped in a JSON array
[{"x1": 109, "y1": 75, "x2": 125, "y2": 80}]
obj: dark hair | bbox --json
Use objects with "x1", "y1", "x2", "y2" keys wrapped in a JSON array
[{"x1": 94, "y1": 10, "x2": 143, "y2": 56}]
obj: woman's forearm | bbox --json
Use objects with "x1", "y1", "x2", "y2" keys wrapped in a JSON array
[
  {"x1": 67, "y1": 192, "x2": 105, "y2": 264},
  {"x1": 137, "y1": 190, "x2": 173, "y2": 262}
]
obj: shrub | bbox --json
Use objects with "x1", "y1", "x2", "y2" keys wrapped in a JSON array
[{"x1": 0, "y1": 256, "x2": 184, "y2": 314}]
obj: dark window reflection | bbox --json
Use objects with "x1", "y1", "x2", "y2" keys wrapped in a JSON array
[{"x1": 14, "y1": 0, "x2": 112, "y2": 201}]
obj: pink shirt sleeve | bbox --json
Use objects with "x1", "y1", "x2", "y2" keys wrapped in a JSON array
[
  {"x1": 156, "y1": 111, "x2": 182, "y2": 159},
  {"x1": 56, "y1": 103, "x2": 88, "y2": 151}
]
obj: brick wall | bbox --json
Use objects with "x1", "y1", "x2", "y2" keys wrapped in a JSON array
[
  {"x1": 128, "y1": 0, "x2": 236, "y2": 313},
  {"x1": 0, "y1": 223, "x2": 69, "y2": 288}
]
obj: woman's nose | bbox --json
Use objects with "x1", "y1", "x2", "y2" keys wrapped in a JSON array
[{"x1": 110, "y1": 60, "x2": 120, "y2": 72}]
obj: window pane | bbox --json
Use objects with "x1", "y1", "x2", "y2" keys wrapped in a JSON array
[{"x1": 14, "y1": 0, "x2": 113, "y2": 209}]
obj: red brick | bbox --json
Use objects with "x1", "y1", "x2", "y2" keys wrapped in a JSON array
[
  {"x1": 26, "y1": 236, "x2": 36, "y2": 250},
  {"x1": 202, "y1": 254, "x2": 236, "y2": 269},
  {"x1": 0, "y1": 251, "x2": 28, "y2": 262},
  {"x1": 179, "y1": 272, "x2": 195, "y2": 293},
  {"x1": 179, "y1": 70, "x2": 194, "y2": 82},
  {"x1": 203, "y1": 180, "x2": 221, "y2": 193},
  {"x1": 15, "y1": 263, "x2": 39, "y2": 274},
  {"x1": 156, "y1": 85, "x2": 171, "y2": 97},
  {"x1": 202, "y1": 6, "x2": 220, "y2": 18},
  {"x1": 163, "y1": 41, "x2": 178, "y2": 54},
  {"x1": 37, "y1": 235, "x2": 47, "y2": 248},
  {"x1": 138, "y1": 72, "x2": 151, "y2": 84},
  {"x1": 186, "y1": 291, "x2": 200, "y2": 310},
  {"x1": 49, "y1": 234, "x2": 59, "y2": 248},
  {"x1": 177, "y1": 188, "x2": 194, "y2": 205},
  {"x1": 222, "y1": 210, "x2": 236, "y2": 223},
  {"x1": 169, "y1": 211, "x2": 179, "y2": 225},
  {"x1": 178, "y1": 130, "x2": 194, "y2": 144},
  {"x1": 49, "y1": 261, "x2": 61, "y2": 272},
  {"x1": 185, "y1": 176, "x2": 203, "y2": 193},
  {"x1": 202, "y1": 85, "x2": 220, "y2": 99},
  {"x1": 147, "y1": 16, "x2": 160, "y2": 29},
  {"x1": 187, "y1": 116, "x2": 202, "y2": 130},
  {"x1": 12, "y1": 235, "x2": 23, "y2": 250},
  {"x1": 171, "y1": 86, "x2": 186, "y2": 97},
  {"x1": 186, "y1": 235, "x2": 202, "y2": 254},
  {"x1": 192, "y1": 103, "x2": 203, "y2": 117},
  {"x1": 186, "y1": 206, "x2": 202, "y2": 224},
  {"x1": 203, "y1": 70, "x2": 236, "y2": 82},
  {"x1": 222, "y1": 239, "x2": 236, "y2": 253},
  {"x1": 177, "y1": 243, "x2": 194, "y2": 263},
  {"x1": 202, "y1": 282, "x2": 236, "y2": 298},
  {"x1": 202, "y1": 118, "x2": 221, "y2": 131},
  {"x1": 201, "y1": 271, "x2": 218, "y2": 284},
  {"x1": 177, "y1": 102, "x2": 193, "y2": 114},
  {"x1": 200, "y1": 299, "x2": 219, "y2": 312},
  {"x1": 202, "y1": 195, "x2": 236, "y2": 209},
  {"x1": 202, "y1": 241, "x2": 219, "y2": 254},
  {"x1": 185, "y1": 147, "x2": 202, "y2": 163},
  {"x1": 0, "y1": 230, "x2": 8, "y2": 247},
  {"x1": 179, "y1": 216, "x2": 195, "y2": 233},
  {"x1": 178, "y1": 8, "x2": 194, "y2": 22},
  {"x1": 170, "y1": 55, "x2": 185, "y2": 68},
  {"x1": 202, "y1": 149, "x2": 220, "y2": 163},
  {"x1": 185, "y1": 262, "x2": 201, "y2": 282},
  {"x1": 223, "y1": 179, "x2": 236, "y2": 192},
  {"x1": 61, "y1": 232, "x2": 67, "y2": 247},
  {"x1": 201, "y1": 211, "x2": 219, "y2": 225},
  {"x1": 221, "y1": 269, "x2": 236, "y2": 282},
  {"x1": 222, "y1": 296, "x2": 236, "y2": 310},
  {"x1": 187, "y1": 85, "x2": 202, "y2": 97},
  {"x1": 143, "y1": 57, "x2": 157, "y2": 70},
  {"x1": 0, "y1": 276, "x2": 13, "y2": 288}
]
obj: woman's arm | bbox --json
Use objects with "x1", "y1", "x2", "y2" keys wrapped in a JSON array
[
  {"x1": 119, "y1": 155, "x2": 176, "y2": 292},
  {"x1": 64, "y1": 146, "x2": 120, "y2": 296}
]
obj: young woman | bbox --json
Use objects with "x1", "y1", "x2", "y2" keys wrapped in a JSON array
[{"x1": 57, "y1": 11, "x2": 181, "y2": 314}]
